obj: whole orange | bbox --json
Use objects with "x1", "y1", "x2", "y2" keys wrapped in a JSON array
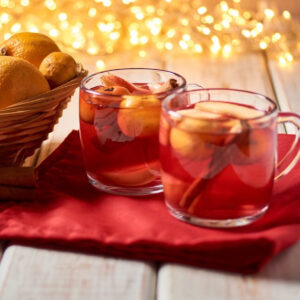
[
  {"x1": 39, "y1": 52, "x2": 77, "y2": 88},
  {"x1": 0, "y1": 56, "x2": 50, "y2": 109},
  {"x1": 0, "y1": 32, "x2": 60, "y2": 68}
]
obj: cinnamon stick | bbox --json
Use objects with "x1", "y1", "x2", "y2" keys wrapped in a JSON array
[{"x1": 0, "y1": 166, "x2": 37, "y2": 188}]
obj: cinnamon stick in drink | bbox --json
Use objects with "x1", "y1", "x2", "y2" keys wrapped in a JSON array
[{"x1": 180, "y1": 121, "x2": 250, "y2": 211}]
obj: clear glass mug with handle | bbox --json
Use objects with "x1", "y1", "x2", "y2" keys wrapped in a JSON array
[
  {"x1": 79, "y1": 68, "x2": 201, "y2": 196},
  {"x1": 160, "y1": 88, "x2": 300, "y2": 228}
]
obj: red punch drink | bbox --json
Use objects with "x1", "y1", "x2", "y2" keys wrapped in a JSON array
[
  {"x1": 160, "y1": 89, "x2": 283, "y2": 228},
  {"x1": 79, "y1": 68, "x2": 186, "y2": 196}
]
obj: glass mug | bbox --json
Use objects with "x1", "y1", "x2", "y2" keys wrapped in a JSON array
[
  {"x1": 160, "y1": 88, "x2": 300, "y2": 228},
  {"x1": 79, "y1": 68, "x2": 188, "y2": 196}
]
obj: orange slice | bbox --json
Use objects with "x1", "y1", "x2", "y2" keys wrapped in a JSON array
[{"x1": 100, "y1": 161, "x2": 160, "y2": 187}]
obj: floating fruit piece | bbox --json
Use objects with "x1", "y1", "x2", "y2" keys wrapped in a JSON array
[
  {"x1": 0, "y1": 32, "x2": 60, "y2": 68},
  {"x1": 234, "y1": 128, "x2": 276, "y2": 165},
  {"x1": 100, "y1": 161, "x2": 159, "y2": 187},
  {"x1": 195, "y1": 101, "x2": 265, "y2": 119},
  {"x1": 79, "y1": 92, "x2": 95, "y2": 124},
  {"x1": 170, "y1": 127, "x2": 215, "y2": 160},
  {"x1": 39, "y1": 52, "x2": 77, "y2": 88},
  {"x1": 175, "y1": 108, "x2": 224, "y2": 130},
  {"x1": 161, "y1": 171, "x2": 190, "y2": 206},
  {"x1": 118, "y1": 95, "x2": 161, "y2": 137},
  {"x1": 170, "y1": 109, "x2": 218, "y2": 159},
  {"x1": 80, "y1": 87, "x2": 128, "y2": 124},
  {"x1": 169, "y1": 108, "x2": 238, "y2": 159},
  {"x1": 233, "y1": 155, "x2": 274, "y2": 188},
  {"x1": 0, "y1": 56, "x2": 50, "y2": 109},
  {"x1": 95, "y1": 85, "x2": 130, "y2": 95},
  {"x1": 101, "y1": 74, "x2": 151, "y2": 94},
  {"x1": 159, "y1": 115, "x2": 171, "y2": 146},
  {"x1": 149, "y1": 78, "x2": 179, "y2": 94}
]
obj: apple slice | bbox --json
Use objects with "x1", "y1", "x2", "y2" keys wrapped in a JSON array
[
  {"x1": 118, "y1": 95, "x2": 161, "y2": 138},
  {"x1": 170, "y1": 109, "x2": 219, "y2": 160},
  {"x1": 100, "y1": 161, "x2": 160, "y2": 187},
  {"x1": 234, "y1": 128, "x2": 275, "y2": 165},
  {"x1": 101, "y1": 74, "x2": 151, "y2": 94},
  {"x1": 169, "y1": 108, "x2": 239, "y2": 159},
  {"x1": 195, "y1": 101, "x2": 265, "y2": 119},
  {"x1": 170, "y1": 127, "x2": 215, "y2": 160}
]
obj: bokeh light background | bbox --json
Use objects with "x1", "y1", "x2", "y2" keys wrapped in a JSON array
[{"x1": 0, "y1": 0, "x2": 299, "y2": 70}]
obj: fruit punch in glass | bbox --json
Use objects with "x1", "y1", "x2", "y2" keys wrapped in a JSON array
[
  {"x1": 79, "y1": 68, "x2": 186, "y2": 196},
  {"x1": 160, "y1": 89, "x2": 290, "y2": 228}
]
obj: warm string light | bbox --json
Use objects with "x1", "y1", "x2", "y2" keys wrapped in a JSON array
[{"x1": 0, "y1": 0, "x2": 299, "y2": 69}]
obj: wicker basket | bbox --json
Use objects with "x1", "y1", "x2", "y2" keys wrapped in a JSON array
[{"x1": 0, "y1": 66, "x2": 88, "y2": 166}]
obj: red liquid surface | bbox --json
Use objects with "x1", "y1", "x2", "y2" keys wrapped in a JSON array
[
  {"x1": 160, "y1": 102, "x2": 277, "y2": 220},
  {"x1": 79, "y1": 84, "x2": 161, "y2": 188}
]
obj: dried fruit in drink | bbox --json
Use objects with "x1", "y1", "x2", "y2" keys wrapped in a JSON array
[
  {"x1": 0, "y1": 32, "x2": 60, "y2": 68},
  {"x1": 118, "y1": 95, "x2": 161, "y2": 137},
  {"x1": 149, "y1": 78, "x2": 179, "y2": 93},
  {"x1": 0, "y1": 56, "x2": 50, "y2": 109},
  {"x1": 95, "y1": 86, "x2": 130, "y2": 95},
  {"x1": 39, "y1": 52, "x2": 77, "y2": 88},
  {"x1": 101, "y1": 74, "x2": 151, "y2": 94}
]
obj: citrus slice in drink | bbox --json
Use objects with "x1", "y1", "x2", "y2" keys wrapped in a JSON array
[
  {"x1": 118, "y1": 95, "x2": 161, "y2": 138},
  {"x1": 79, "y1": 93, "x2": 95, "y2": 124},
  {"x1": 99, "y1": 161, "x2": 160, "y2": 187},
  {"x1": 161, "y1": 171, "x2": 190, "y2": 206},
  {"x1": 169, "y1": 109, "x2": 224, "y2": 159}
]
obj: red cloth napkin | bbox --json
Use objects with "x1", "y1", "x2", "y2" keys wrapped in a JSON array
[{"x1": 0, "y1": 130, "x2": 299, "y2": 274}]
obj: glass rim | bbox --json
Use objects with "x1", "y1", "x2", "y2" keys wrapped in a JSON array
[
  {"x1": 162, "y1": 88, "x2": 278, "y2": 121},
  {"x1": 80, "y1": 67, "x2": 187, "y2": 98}
]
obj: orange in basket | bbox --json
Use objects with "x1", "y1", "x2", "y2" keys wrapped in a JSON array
[{"x1": 0, "y1": 32, "x2": 88, "y2": 166}]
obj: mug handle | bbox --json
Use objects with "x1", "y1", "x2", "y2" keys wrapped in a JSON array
[
  {"x1": 186, "y1": 83, "x2": 203, "y2": 90},
  {"x1": 275, "y1": 112, "x2": 300, "y2": 181}
]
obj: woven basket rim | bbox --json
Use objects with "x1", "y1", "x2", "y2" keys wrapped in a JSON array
[
  {"x1": 0, "y1": 65, "x2": 88, "y2": 113},
  {"x1": 0, "y1": 64, "x2": 88, "y2": 166}
]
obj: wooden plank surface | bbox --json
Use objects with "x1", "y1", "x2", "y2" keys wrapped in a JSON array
[
  {"x1": 0, "y1": 246, "x2": 156, "y2": 300},
  {"x1": 157, "y1": 241, "x2": 300, "y2": 300},
  {"x1": 165, "y1": 52, "x2": 275, "y2": 97},
  {"x1": 267, "y1": 57, "x2": 300, "y2": 133}
]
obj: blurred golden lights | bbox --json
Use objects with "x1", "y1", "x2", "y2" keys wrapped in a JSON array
[{"x1": 0, "y1": 0, "x2": 298, "y2": 68}]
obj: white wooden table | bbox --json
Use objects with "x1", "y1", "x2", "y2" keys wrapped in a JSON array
[{"x1": 0, "y1": 50, "x2": 299, "y2": 299}]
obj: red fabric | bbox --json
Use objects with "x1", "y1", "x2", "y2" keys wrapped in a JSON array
[{"x1": 0, "y1": 130, "x2": 299, "y2": 274}]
